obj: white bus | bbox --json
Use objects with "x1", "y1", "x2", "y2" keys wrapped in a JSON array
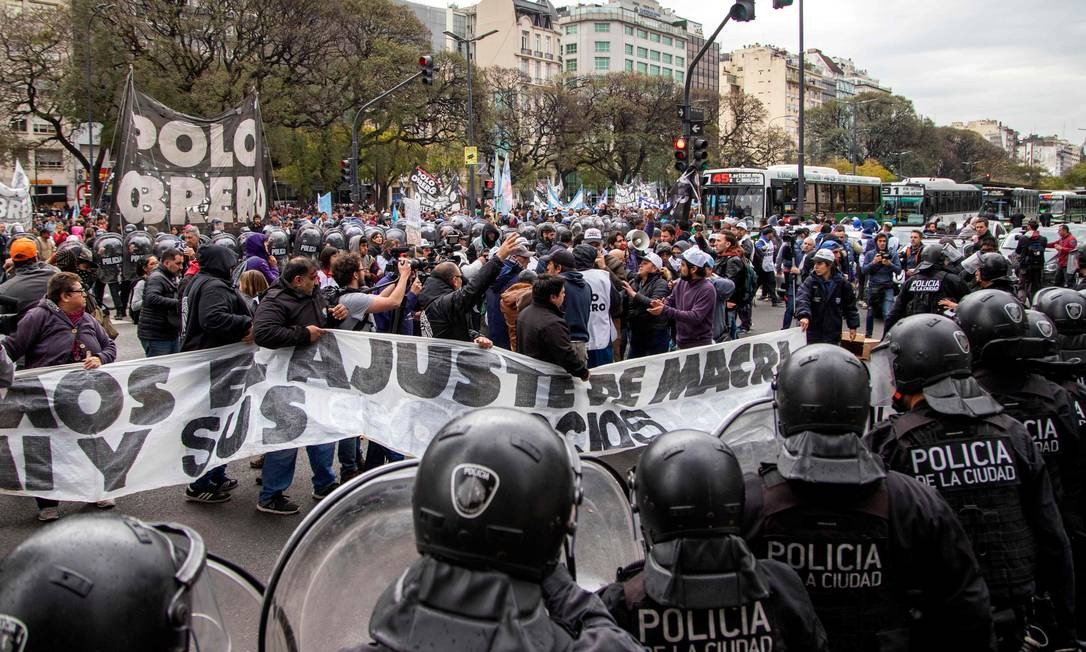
[
  {"x1": 701, "y1": 165, "x2": 883, "y2": 223},
  {"x1": 980, "y1": 186, "x2": 1039, "y2": 221},
  {"x1": 1040, "y1": 191, "x2": 1086, "y2": 224},
  {"x1": 881, "y1": 178, "x2": 982, "y2": 227}
]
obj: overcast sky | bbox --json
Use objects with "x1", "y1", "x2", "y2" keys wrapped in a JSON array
[{"x1": 424, "y1": 0, "x2": 1086, "y2": 143}]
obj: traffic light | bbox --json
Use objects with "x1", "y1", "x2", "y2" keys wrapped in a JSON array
[
  {"x1": 340, "y1": 159, "x2": 350, "y2": 184},
  {"x1": 673, "y1": 136, "x2": 688, "y2": 172},
  {"x1": 484, "y1": 178, "x2": 495, "y2": 199},
  {"x1": 772, "y1": 0, "x2": 793, "y2": 8},
  {"x1": 419, "y1": 55, "x2": 434, "y2": 86},
  {"x1": 691, "y1": 137, "x2": 709, "y2": 170},
  {"x1": 730, "y1": 1, "x2": 755, "y2": 21}
]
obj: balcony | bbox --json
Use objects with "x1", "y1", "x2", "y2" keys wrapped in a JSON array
[
  {"x1": 545, "y1": 53, "x2": 554, "y2": 60},
  {"x1": 534, "y1": 50, "x2": 544, "y2": 57},
  {"x1": 521, "y1": 47, "x2": 532, "y2": 55}
]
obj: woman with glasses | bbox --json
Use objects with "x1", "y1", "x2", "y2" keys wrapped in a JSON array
[{"x1": 1, "y1": 271, "x2": 118, "y2": 522}]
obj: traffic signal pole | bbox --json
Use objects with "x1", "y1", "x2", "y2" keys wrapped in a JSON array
[{"x1": 350, "y1": 69, "x2": 425, "y2": 206}]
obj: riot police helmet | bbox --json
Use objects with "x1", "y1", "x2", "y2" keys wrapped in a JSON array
[
  {"x1": 266, "y1": 228, "x2": 290, "y2": 259},
  {"x1": 915, "y1": 243, "x2": 944, "y2": 271},
  {"x1": 538, "y1": 222, "x2": 557, "y2": 236},
  {"x1": 955, "y1": 289, "x2": 1046, "y2": 365},
  {"x1": 322, "y1": 229, "x2": 347, "y2": 252},
  {"x1": 384, "y1": 227, "x2": 406, "y2": 245},
  {"x1": 209, "y1": 232, "x2": 239, "y2": 259},
  {"x1": 0, "y1": 513, "x2": 228, "y2": 652},
  {"x1": 294, "y1": 225, "x2": 322, "y2": 258},
  {"x1": 413, "y1": 408, "x2": 581, "y2": 582},
  {"x1": 123, "y1": 224, "x2": 137, "y2": 235},
  {"x1": 976, "y1": 252, "x2": 1012, "y2": 283},
  {"x1": 632, "y1": 430, "x2": 744, "y2": 545},
  {"x1": 1033, "y1": 287, "x2": 1086, "y2": 335}
]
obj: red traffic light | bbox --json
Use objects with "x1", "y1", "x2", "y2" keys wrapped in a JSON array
[
  {"x1": 674, "y1": 137, "x2": 687, "y2": 150},
  {"x1": 419, "y1": 55, "x2": 432, "y2": 67},
  {"x1": 340, "y1": 159, "x2": 349, "y2": 169}
]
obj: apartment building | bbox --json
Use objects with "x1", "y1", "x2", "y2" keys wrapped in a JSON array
[
  {"x1": 950, "y1": 119, "x2": 1019, "y2": 159},
  {"x1": 1018, "y1": 135, "x2": 1082, "y2": 177}
]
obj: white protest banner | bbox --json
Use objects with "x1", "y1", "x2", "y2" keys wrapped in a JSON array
[
  {"x1": 0, "y1": 329, "x2": 804, "y2": 501},
  {"x1": 0, "y1": 161, "x2": 33, "y2": 229}
]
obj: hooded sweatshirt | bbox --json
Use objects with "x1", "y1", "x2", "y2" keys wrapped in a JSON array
[
  {"x1": 243, "y1": 232, "x2": 279, "y2": 285},
  {"x1": 561, "y1": 270, "x2": 591, "y2": 343},
  {"x1": 180, "y1": 245, "x2": 252, "y2": 351}
]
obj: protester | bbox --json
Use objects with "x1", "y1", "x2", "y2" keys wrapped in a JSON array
[
  {"x1": 499, "y1": 269, "x2": 537, "y2": 351},
  {"x1": 572, "y1": 243, "x2": 620, "y2": 367},
  {"x1": 543, "y1": 247, "x2": 591, "y2": 366},
  {"x1": 1048, "y1": 223, "x2": 1078, "y2": 288},
  {"x1": 647, "y1": 247, "x2": 715, "y2": 349},
  {"x1": 0, "y1": 238, "x2": 57, "y2": 319},
  {"x1": 239, "y1": 269, "x2": 269, "y2": 314},
  {"x1": 1015, "y1": 220, "x2": 1048, "y2": 305},
  {"x1": 242, "y1": 231, "x2": 279, "y2": 286},
  {"x1": 2, "y1": 272, "x2": 117, "y2": 521},
  {"x1": 622, "y1": 251, "x2": 670, "y2": 357},
  {"x1": 795, "y1": 248, "x2": 859, "y2": 344},
  {"x1": 136, "y1": 248, "x2": 182, "y2": 356},
  {"x1": 126, "y1": 255, "x2": 157, "y2": 325},
  {"x1": 516, "y1": 274, "x2": 589, "y2": 380},
  {"x1": 483, "y1": 239, "x2": 530, "y2": 349},
  {"x1": 860, "y1": 232, "x2": 901, "y2": 338}
]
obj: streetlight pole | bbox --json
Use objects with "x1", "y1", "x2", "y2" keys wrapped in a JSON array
[
  {"x1": 445, "y1": 29, "x2": 497, "y2": 216},
  {"x1": 842, "y1": 98, "x2": 877, "y2": 175},
  {"x1": 797, "y1": 0, "x2": 805, "y2": 219},
  {"x1": 84, "y1": 3, "x2": 113, "y2": 210}
]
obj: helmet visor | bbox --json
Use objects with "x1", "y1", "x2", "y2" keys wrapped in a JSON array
[{"x1": 867, "y1": 344, "x2": 897, "y2": 411}]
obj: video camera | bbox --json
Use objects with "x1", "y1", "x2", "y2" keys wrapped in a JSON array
[
  {"x1": 384, "y1": 247, "x2": 434, "y2": 284},
  {"x1": 0, "y1": 295, "x2": 18, "y2": 335}
]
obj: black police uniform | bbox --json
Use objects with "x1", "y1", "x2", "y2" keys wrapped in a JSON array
[
  {"x1": 743, "y1": 466, "x2": 994, "y2": 651},
  {"x1": 885, "y1": 264, "x2": 966, "y2": 331},
  {"x1": 867, "y1": 406, "x2": 1074, "y2": 644}
]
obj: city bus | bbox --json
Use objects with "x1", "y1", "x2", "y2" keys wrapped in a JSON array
[
  {"x1": 881, "y1": 178, "x2": 982, "y2": 227},
  {"x1": 980, "y1": 186, "x2": 1039, "y2": 221},
  {"x1": 1040, "y1": 191, "x2": 1086, "y2": 223},
  {"x1": 701, "y1": 165, "x2": 883, "y2": 222}
]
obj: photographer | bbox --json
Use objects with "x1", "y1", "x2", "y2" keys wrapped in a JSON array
[
  {"x1": 860, "y1": 232, "x2": 901, "y2": 338},
  {"x1": 370, "y1": 248, "x2": 424, "y2": 336}
]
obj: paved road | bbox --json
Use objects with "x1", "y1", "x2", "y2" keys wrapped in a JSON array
[{"x1": 0, "y1": 297, "x2": 872, "y2": 584}]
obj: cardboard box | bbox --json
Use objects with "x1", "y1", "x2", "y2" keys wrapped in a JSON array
[{"x1": 840, "y1": 333, "x2": 879, "y2": 360}]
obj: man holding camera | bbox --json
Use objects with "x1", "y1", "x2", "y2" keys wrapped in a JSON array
[{"x1": 861, "y1": 232, "x2": 901, "y2": 338}]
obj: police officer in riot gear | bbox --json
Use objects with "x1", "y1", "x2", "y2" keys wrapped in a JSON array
[
  {"x1": 975, "y1": 252, "x2": 1017, "y2": 294},
  {"x1": 600, "y1": 430, "x2": 829, "y2": 652},
  {"x1": 742, "y1": 344, "x2": 994, "y2": 651},
  {"x1": 367, "y1": 407, "x2": 643, "y2": 651},
  {"x1": 885, "y1": 243, "x2": 967, "y2": 331},
  {"x1": 866, "y1": 314, "x2": 1075, "y2": 650},
  {"x1": 0, "y1": 513, "x2": 236, "y2": 651}
]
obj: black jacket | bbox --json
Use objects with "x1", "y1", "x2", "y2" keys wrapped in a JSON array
[
  {"x1": 136, "y1": 266, "x2": 180, "y2": 341},
  {"x1": 419, "y1": 256, "x2": 502, "y2": 342},
  {"x1": 0, "y1": 260, "x2": 57, "y2": 320},
  {"x1": 180, "y1": 247, "x2": 252, "y2": 351},
  {"x1": 795, "y1": 272, "x2": 859, "y2": 344},
  {"x1": 253, "y1": 278, "x2": 328, "y2": 349},
  {"x1": 517, "y1": 298, "x2": 589, "y2": 379},
  {"x1": 625, "y1": 273, "x2": 670, "y2": 332}
]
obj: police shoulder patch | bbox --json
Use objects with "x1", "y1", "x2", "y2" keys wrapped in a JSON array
[
  {"x1": 1067, "y1": 303, "x2": 1083, "y2": 321},
  {"x1": 1004, "y1": 303, "x2": 1024, "y2": 323},
  {"x1": 0, "y1": 614, "x2": 28, "y2": 652},
  {"x1": 451, "y1": 464, "x2": 500, "y2": 519},
  {"x1": 953, "y1": 331, "x2": 971, "y2": 354}
]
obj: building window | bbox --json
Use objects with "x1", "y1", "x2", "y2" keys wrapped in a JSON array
[
  {"x1": 662, "y1": 53, "x2": 672, "y2": 64},
  {"x1": 637, "y1": 46, "x2": 648, "y2": 58},
  {"x1": 521, "y1": 31, "x2": 529, "y2": 50},
  {"x1": 565, "y1": 24, "x2": 577, "y2": 35},
  {"x1": 545, "y1": 35, "x2": 552, "y2": 54},
  {"x1": 675, "y1": 56, "x2": 684, "y2": 67},
  {"x1": 625, "y1": 59, "x2": 634, "y2": 72},
  {"x1": 594, "y1": 41, "x2": 609, "y2": 52},
  {"x1": 35, "y1": 149, "x2": 63, "y2": 169},
  {"x1": 661, "y1": 68, "x2": 671, "y2": 79},
  {"x1": 649, "y1": 50, "x2": 660, "y2": 62},
  {"x1": 650, "y1": 64, "x2": 660, "y2": 75},
  {"x1": 521, "y1": 59, "x2": 530, "y2": 75},
  {"x1": 594, "y1": 56, "x2": 610, "y2": 71},
  {"x1": 594, "y1": 22, "x2": 609, "y2": 32},
  {"x1": 624, "y1": 43, "x2": 633, "y2": 55},
  {"x1": 566, "y1": 59, "x2": 577, "y2": 72},
  {"x1": 565, "y1": 43, "x2": 577, "y2": 55},
  {"x1": 675, "y1": 39, "x2": 685, "y2": 48},
  {"x1": 637, "y1": 61, "x2": 648, "y2": 74},
  {"x1": 624, "y1": 25, "x2": 634, "y2": 35},
  {"x1": 663, "y1": 36, "x2": 673, "y2": 46},
  {"x1": 637, "y1": 28, "x2": 647, "y2": 39},
  {"x1": 675, "y1": 69, "x2": 684, "y2": 82},
  {"x1": 9, "y1": 118, "x2": 27, "y2": 132},
  {"x1": 535, "y1": 60, "x2": 542, "y2": 80},
  {"x1": 649, "y1": 32, "x2": 660, "y2": 43},
  {"x1": 32, "y1": 120, "x2": 55, "y2": 135}
]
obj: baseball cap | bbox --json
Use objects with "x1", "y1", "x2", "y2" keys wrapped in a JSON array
[
  {"x1": 9, "y1": 238, "x2": 37, "y2": 262},
  {"x1": 813, "y1": 248, "x2": 836, "y2": 263},
  {"x1": 542, "y1": 248, "x2": 576, "y2": 270},
  {"x1": 641, "y1": 251, "x2": 663, "y2": 270},
  {"x1": 682, "y1": 247, "x2": 713, "y2": 269},
  {"x1": 583, "y1": 228, "x2": 603, "y2": 243},
  {"x1": 735, "y1": 221, "x2": 750, "y2": 231}
]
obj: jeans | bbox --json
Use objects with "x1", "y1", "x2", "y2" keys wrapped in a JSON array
[
  {"x1": 739, "y1": 302, "x2": 752, "y2": 331},
  {"x1": 141, "y1": 338, "x2": 179, "y2": 357},
  {"x1": 189, "y1": 465, "x2": 226, "y2": 492},
  {"x1": 362, "y1": 442, "x2": 404, "y2": 472},
  {"x1": 865, "y1": 286, "x2": 896, "y2": 337},
  {"x1": 258, "y1": 443, "x2": 337, "y2": 503},
  {"x1": 338, "y1": 437, "x2": 360, "y2": 474},
  {"x1": 782, "y1": 275, "x2": 798, "y2": 328},
  {"x1": 587, "y1": 346, "x2": 614, "y2": 368},
  {"x1": 629, "y1": 329, "x2": 670, "y2": 359}
]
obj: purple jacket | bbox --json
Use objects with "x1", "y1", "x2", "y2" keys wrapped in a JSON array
[
  {"x1": 663, "y1": 277, "x2": 715, "y2": 349},
  {"x1": 2, "y1": 299, "x2": 117, "y2": 369},
  {"x1": 243, "y1": 233, "x2": 280, "y2": 285}
]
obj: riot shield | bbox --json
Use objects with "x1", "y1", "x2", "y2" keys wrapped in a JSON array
[
  {"x1": 267, "y1": 229, "x2": 290, "y2": 259},
  {"x1": 294, "y1": 226, "x2": 322, "y2": 258},
  {"x1": 712, "y1": 397, "x2": 781, "y2": 474},
  {"x1": 206, "y1": 553, "x2": 266, "y2": 652},
  {"x1": 259, "y1": 458, "x2": 638, "y2": 652}
]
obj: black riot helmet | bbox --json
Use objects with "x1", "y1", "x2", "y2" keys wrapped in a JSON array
[
  {"x1": 384, "y1": 227, "x2": 406, "y2": 245},
  {"x1": 1034, "y1": 287, "x2": 1086, "y2": 335},
  {"x1": 122, "y1": 230, "x2": 154, "y2": 280},
  {"x1": 538, "y1": 222, "x2": 557, "y2": 238},
  {"x1": 915, "y1": 243, "x2": 945, "y2": 271},
  {"x1": 955, "y1": 289, "x2": 1046, "y2": 365},
  {"x1": 267, "y1": 228, "x2": 290, "y2": 258},
  {"x1": 413, "y1": 408, "x2": 581, "y2": 582},
  {"x1": 294, "y1": 225, "x2": 322, "y2": 258},
  {"x1": 873, "y1": 314, "x2": 1002, "y2": 417},
  {"x1": 632, "y1": 430, "x2": 744, "y2": 545},
  {"x1": 1025, "y1": 309, "x2": 1059, "y2": 351},
  {"x1": 322, "y1": 229, "x2": 347, "y2": 252},
  {"x1": 976, "y1": 252, "x2": 1012, "y2": 283},
  {"x1": 93, "y1": 232, "x2": 124, "y2": 282},
  {"x1": 775, "y1": 343, "x2": 870, "y2": 436},
  {"x1": 123, "y1": 223, "x2": 137, "y2": 235},
  {"x1": 518, "y1": 223, "x2": 538, "y2": 245},
  {"x1": 0, "y1": 513, "x2": 226, "y2": 652},
  {"x1": 209, "y1": 232, "x2": 239, "y2": 259}
]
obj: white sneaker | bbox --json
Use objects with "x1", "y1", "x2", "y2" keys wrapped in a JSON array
[
  {"x1": 37, "y1": 507, "x2": 60, "y2": 522},
  {"x1": 95, "y1": 499, "x2": 116, "y2": 509}
]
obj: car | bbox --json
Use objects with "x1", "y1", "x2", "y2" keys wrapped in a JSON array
[{"x1": 1000, "y1": 228, "x2": 1061, "y2": 283}]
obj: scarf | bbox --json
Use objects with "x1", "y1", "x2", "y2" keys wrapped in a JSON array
[{"x1": 65, "y1": 309, "x2": 86, "y2": 363}]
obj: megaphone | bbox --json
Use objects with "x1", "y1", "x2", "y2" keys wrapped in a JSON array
[{"x1": 626, "y1": 229, "x2": 649, "y2": 254}]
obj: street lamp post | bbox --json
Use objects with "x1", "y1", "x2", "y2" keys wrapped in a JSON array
[
  {"x1": 842, "y1": 97, "x2": 877, "y2": 175},
  {"x1": 444, "y1": 29, "x2": 497, "y2": 216},
  {"x1": 84, "y1": 3, "x2": 113, "y2": 210},
  {"x1": 797, "y1": 0, "x2": 805, "y2": 219}
]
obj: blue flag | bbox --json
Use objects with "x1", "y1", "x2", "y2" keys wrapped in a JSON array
[{"x1": 317, "y1": 192, "x2": 332, "y2": 215}]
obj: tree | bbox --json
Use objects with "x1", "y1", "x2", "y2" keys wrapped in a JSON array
[{"x1": 718, "y1": 92, "x2": 794, "y2": 167}]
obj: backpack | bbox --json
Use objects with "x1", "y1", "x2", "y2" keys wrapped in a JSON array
[
  {"x1": 322, "y1": 286, "x2": 373, "y2": 331},
  {"x1": 743, "y1": 259, "x2": 758, "y2": 305}
]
